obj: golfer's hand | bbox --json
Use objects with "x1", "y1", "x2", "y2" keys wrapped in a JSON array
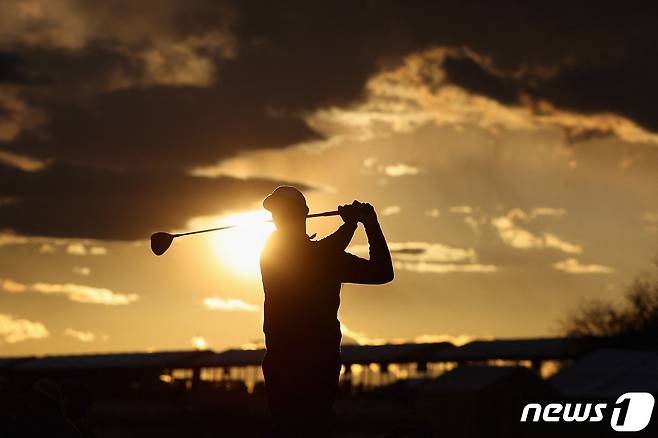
[
  {"x1": 358, "y1": 202, "x2": 378, "y2": 225},
  {"x1": 338, "y1": 200, "x2": 360, "y2": 224}
]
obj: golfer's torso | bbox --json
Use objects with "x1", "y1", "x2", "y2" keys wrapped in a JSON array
[{"x1": 261, "y1": 237, "x2": 342, "y2": 352}]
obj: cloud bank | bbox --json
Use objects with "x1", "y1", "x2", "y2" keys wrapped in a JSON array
[
  {"x1": 1, "y1": 277, "x2": 138, "y2": 305},
  {"x1": 0, "y1": 313, "x2": 49, "y2": 344},
  {"x1": 553, "y1": 258, "x2": 614, "y2": 274},
  {"x1": 0, "y1": 1, "x2": 656, "y2": 242},
  {"x1": 350, "y1": 241, "x2": 498, "y2": 275},
  {"x1": 204, "y1": 297, "x2": 258, "y2": 312}
]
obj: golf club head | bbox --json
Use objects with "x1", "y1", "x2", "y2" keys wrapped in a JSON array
[{"x1": 150, "y1": 232, "x2": 174, "y2": 256}]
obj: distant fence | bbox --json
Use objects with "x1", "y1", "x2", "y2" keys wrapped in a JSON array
[{"x1": 0, "y1": 337, "x2": 597, "y2": 394}]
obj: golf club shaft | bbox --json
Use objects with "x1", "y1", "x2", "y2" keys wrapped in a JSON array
[{"x1": 172, "y1": 210, "x2": 340, "y2": 238}]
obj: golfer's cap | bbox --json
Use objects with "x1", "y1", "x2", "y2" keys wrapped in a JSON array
[{"x1": 263, "y1": 186, "x2": 307, "y2": 214}]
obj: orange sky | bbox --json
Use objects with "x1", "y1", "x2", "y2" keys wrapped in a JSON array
[{"x1": 1, "y1": 1, "x2": 657, "y2": 357}]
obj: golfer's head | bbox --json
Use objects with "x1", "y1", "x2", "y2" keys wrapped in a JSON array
[{"x1": 263, "y1": 186, "x2": 309, "y2": 230}]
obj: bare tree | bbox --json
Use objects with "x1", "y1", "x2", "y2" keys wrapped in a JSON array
[{"x1": 560, "y1": 261, "x2": 658, "y2": 348}]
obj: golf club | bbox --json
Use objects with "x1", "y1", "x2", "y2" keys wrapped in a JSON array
[{"x1": 150, "y1": 210, "x2": 340, "y2": 256}]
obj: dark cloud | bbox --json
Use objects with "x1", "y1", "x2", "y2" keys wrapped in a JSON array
[
  {"x1": 0, "y1": 162, "x2": 300, "y2": 240},
  {"x1": 10, "y1": 85, "x2": 322, "y2": 171},
  {"x1": 0, "y1": 53, "x2": 26, "y2": 83},
  {"x1": 442, "y1": 55, "x2": 519, "y2": 106},
  {"x1": 389, "y1": 248, "x2": 425, "y2": 256},
  {"x1": 1, "y1": 2, "x2": 404, "y2": 170},
  {"x1": 439, "y1": 44, "x2": 658, "y2": 135},
  {"x1": 5, "y1": 1, "x2": 657, "y2": 170},
  {"x1": 1, "y1": 0, "x2": 656, "y2": 240},
  {"x1": 534, "y1": 47, "x2": 658, "y2": 132}
]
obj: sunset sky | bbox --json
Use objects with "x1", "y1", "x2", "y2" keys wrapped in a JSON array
[{"x1": 1, "y1": 0, "x2": 657, "y2": 357}]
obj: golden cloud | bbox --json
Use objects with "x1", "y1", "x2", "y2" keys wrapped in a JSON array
[
  {"x1": 341, "y1": 322, "x2": 481, "y2": 347},
  {"x1": 531, "y1": 207, "x2": 566, "y2": 218},
  {"x1": 553, "y1": 258, "x2": 614, "y2": 274},
  {"x1": 0, "y1": 149, "x2": 47, "y2": 171},
  {"x1": 31, "y1": 282, "x2": 138, "y2": 305},
  {"x1": 543, "y1": 233, "x2": 582, "y2": 254},
  {"x1": 491, "y1": 216, "x2": 543, "y2": 249},
  {"x1": 203, "y1": 297, "x2": 258, "y2": 312},
  {"x1": 381, "y1": 205, "x2": 401, "y2": 216},
  {"x1": 0, "y1": 0, "x2": 236, "y2": 89},
  {"x1": 72, "y1": 266, "x2": 91, "y2": 276},
  {"x1": 0, "y1": 232, "x2": 28, "y2": 247},
  {"x1": 1, "y1": 278, "x2": 27, "y2": 293},
  {"x1": 66, "y1": 243, "x2": 107, "y2": 256},
  {"x1": 350, "y1": 241, "x2": 497, "y2": 275},
  {"x1": 383, "y1": 163, "x2": 420, "y2": 177},
  {"x1": 313, "y1": 47, "x2": 658, "y2": 146},
  {"x1": 449, "y1": 206, "x2": 474, "y2": 215},
  {"x1": 64, "y1": 328, "x2": 96, "y2": 343},
  {"x1": 0, "y1": 313, "x2": 49, "y2": 344},
  {"x1": 393, "y1": 261, "x2": 498, "y2": 274},
  {"x1": 491, "y1": 210, "x2": 581, "y2": 254}
]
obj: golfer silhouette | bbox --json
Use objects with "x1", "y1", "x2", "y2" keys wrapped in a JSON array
[{"x1": 260, "y1": 186, "x2": 394, "y2": 437}]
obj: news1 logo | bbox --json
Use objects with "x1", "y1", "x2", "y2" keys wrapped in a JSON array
[{"x1": 520, "y1": 392, "x2": 655, "y2": 432}]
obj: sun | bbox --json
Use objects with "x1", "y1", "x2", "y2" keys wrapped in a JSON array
[{"x1": 209, "y1": 210, "x2": 276, "y2": 276}]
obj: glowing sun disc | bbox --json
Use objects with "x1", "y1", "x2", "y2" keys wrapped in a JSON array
[{"x1": 210, "y1": 210, "x2": 275, "y2": 276}]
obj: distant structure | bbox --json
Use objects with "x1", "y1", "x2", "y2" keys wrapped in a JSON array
[
  {"x1": 0, "y1": 337, "x2": 596, "y2": 396},
  {"x1": 550, "y1": 348, "x2": 658, "y2": 398},
  {"x1": 7, "y1": 337, "x2": 652, "y2": 437}
]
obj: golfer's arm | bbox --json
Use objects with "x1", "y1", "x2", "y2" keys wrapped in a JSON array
[
  {"x1": 318, "y1": 221, "x2": 358, "y2": 251},
  {"x1": 364, "y1": 219, "x2": 394, "y2": 282},
  {"x1": 343, "y1": 220, "x2": 394, "y2": 284}
]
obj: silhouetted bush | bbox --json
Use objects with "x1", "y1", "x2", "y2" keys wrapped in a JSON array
[{"x1": 561, "y1": 261, "x2": 658, "y2": 348}]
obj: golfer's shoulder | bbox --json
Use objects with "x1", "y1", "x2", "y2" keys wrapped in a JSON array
[
  {"x1": 314, "y1": 239, "x2": 354, "y2": 261},
  {"x1": 265, "y1": 231, "x2": 279, "y2": 244},
  {"x1": 313, "y1": 237, "x2": 340, "y2": 253},
  {"x1": 260, "y1": 232, "x2": 279, "y2": 258}
]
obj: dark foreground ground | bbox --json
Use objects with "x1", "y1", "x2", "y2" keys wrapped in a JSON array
[{"x1": 2, "y1": 374, "x2": 656, "y2": 438}]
